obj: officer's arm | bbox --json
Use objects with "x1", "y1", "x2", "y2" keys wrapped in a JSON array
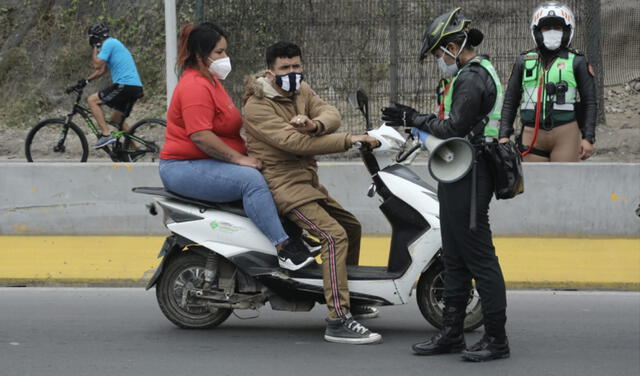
[
  {"x1": 413, "y1": 69, "x2": 487, "y2": 139},
  {"x1": 574, "y1": 55, "x2": 598, "y2": 144},
  {"x1": 499, "y1": 55, "x2": 525, "y2": 139}
]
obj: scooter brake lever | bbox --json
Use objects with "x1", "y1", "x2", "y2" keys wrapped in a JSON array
[{"x1": 367, "y1": 183, "x2": 376, "y2": 197}]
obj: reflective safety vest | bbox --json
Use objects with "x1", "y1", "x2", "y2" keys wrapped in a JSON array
[
  {"x1": 441, "y1": 56, "x2": 502, "y2": 141},
  {"x1": 520, "y1": 51, "x2": 577, "y2": 122}
]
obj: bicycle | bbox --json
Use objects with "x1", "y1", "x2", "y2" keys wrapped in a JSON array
[{"x1": 25, "y1": 81, "x2": 166, "y2": 162}]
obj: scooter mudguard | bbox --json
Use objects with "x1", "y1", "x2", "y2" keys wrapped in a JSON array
[
  {"x1": 145, "y1": 237, "x2": 175, "y2": 290},
  {"x1": 145, "y1": 235, "x2": 193, "y2": 290}
]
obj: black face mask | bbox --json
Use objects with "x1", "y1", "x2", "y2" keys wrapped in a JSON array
[{"x1": 272, "y1": 72, "x2": 304, "y2": 93}]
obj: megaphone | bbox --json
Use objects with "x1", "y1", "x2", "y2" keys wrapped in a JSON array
[{"x1": 412, "y1": 129, "x2": 474, "y2": 183}]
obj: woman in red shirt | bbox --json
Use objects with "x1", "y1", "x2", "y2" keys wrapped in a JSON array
[{"x1": 159, "y1": 22, "x2": 313, "y2": 270}]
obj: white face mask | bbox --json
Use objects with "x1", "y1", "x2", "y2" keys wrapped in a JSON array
[
  {"x1": 437, "y1": 35, "x2": 467, "y2": 76},
  {"x1": 437, "y1": 56, "x2": 459, "y2": 76},
  {"x1": 208, "y1": 57, "x2": 232, "y2": 80},
  {"x1": 542, "y1": 29, "x2": 563, "y2": 50}
]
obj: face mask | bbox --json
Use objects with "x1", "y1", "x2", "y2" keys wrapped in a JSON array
[
  {"x1": 208, "y1": 57, "x2": 232, "y2": 80},
  {"x1": 542, "y1": 29, "x2": 563, "y2": 50},
  {"x1": 437, "y1": 56, "x2": 459, "y2": 76},
  {"x1": 271, "y1": 72, "x2": 304, "y2": 93},
  {"x1": 437, "y1": 35, "x2": 467, "y2": 76}
]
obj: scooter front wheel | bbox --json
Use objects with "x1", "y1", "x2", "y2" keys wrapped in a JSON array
[
  {"x1": 156, "y1": 253, "x2": 232, "y2": 329},
  {"x1": 416, "y1": 261, "x2": 484, "y2": 332}
]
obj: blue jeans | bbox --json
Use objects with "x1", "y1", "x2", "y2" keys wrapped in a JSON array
[{"x1": 159, "y1": 158, "x2": 288, "y2": 246}]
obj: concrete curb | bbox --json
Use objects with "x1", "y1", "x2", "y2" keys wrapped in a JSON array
[{"x1": 2, "y1": 236, "x2": 638, "y2": 290}]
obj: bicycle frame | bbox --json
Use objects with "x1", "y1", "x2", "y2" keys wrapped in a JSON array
[{"x1": 65, "y1": 87, "x2": 139, "y2": 162}]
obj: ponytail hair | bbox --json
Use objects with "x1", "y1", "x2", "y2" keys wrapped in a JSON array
[
  {"x1": 467, "y1": 28, "x2": 484, "y2": 47},
  {"x1": 441, "y1": 28, "x2": 484, "y2": 51},
  {"x1": 176, "y1": 22, "x2": 228, "y2": 76}
]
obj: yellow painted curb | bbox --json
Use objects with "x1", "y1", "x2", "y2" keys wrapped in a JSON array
[{"x1": 1, "y1": 236, "x2": 638, "y2": 289}]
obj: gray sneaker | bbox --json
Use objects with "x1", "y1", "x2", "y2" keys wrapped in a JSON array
[
  {"x1": 93, "y1": 135, "x2": 116, "y2": 149},
  {"x1": 351, "y1": 305, "x2": 380, "y2": 320},
  {"x1": 324, "y1": 313, "x2": 382, "y2": 344}
]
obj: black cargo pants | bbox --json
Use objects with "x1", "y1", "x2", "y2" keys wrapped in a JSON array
[{"x1": 437, "y1": 151, "x2": 507, "y2": 315}]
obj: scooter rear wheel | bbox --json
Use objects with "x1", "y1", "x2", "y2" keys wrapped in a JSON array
[
  {"x1": 156, "y1": 253, "x2": 232, "y2": 329},
  {"x1": 416, "y1": 261, "x2": 484, "y2": 332}
]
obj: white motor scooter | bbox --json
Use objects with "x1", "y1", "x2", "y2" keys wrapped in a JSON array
[{"x1": 134, "y1": 90, "x2": 482, "y2": 331}]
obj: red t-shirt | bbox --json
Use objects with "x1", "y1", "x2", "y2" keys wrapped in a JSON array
[{"x1": 160, "y1": 69, "x2": 246, "y2": 160}]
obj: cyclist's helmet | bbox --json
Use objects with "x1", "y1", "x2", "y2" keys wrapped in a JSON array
[
  {"x1": 419, "y1": 7, "x2": 471, "y2": 61},
  {"x1": 530, "y1": 2, "x2": 575, "y2": 49},
  {"x1": 88, "y1": 23, "x2": 110, "y2": 47}
]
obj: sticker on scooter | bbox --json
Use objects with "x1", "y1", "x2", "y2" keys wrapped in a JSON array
[{"x1": 209, "y1": 220, "x2": 241, "y2": 233}]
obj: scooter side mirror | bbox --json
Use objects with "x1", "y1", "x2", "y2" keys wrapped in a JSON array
[{"x1": 349, "y1": 89, "x2": 372, "y2": 131}]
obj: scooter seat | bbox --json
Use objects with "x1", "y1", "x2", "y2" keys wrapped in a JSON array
[{"x1": 132, "y1": 187, "x2": 247, "y2": 217}]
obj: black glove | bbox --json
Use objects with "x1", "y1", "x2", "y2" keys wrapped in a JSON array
[
  {"x1": 76, "y1": 79, "x2": 89, "y2": 88},
  {"x1": 381, "y1": 103, "x2": 418, "y2": 127}
]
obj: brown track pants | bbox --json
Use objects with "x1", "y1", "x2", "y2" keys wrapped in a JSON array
[{"x1": 288, "y1": 196, "x2": 361, "y2": 319}]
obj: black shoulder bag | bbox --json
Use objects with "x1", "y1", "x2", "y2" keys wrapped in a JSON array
[{"x1": 485, "y1": 140, "x2": 524, "y2": 200}]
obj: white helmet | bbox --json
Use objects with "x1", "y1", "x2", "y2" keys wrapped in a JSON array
[{"x1": 530, "y1": 2, "x2": 575, "y2": 48}]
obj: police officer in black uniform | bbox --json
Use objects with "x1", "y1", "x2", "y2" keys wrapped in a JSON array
[{"x1": 381, "y1": 8, "x2": 509, "y2": 362}]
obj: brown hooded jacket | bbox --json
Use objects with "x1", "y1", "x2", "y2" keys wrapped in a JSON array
[{"x1": 243, "y1": 72, "x2": 352, "y2": 214}]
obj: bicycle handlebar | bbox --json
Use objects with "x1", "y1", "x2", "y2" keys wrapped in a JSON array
[
  {"x1": 65, "y1": 84, "x2": 81, "y2": 94},
  {"x1": 65, "y1": 79, "x2": 89, "y2": 94}
]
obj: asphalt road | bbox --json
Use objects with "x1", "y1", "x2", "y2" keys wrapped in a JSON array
[{"x1": 1, "y1": 288, "x2": 638, "y2": 376}]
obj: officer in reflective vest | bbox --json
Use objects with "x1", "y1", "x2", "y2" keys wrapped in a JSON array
[
  {"x1": 499, "y1": 2, "x2": 598, "y2": 161},
  {"x1": 381, "y1": 8, "x2": 510, "y2": 362}
]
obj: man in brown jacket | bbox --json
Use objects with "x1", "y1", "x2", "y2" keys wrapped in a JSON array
[{"x1": 243, "y1": 42, "x2": 382, "y2": 344}]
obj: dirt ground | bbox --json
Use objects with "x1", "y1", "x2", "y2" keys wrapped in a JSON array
[
  {"x1": 1, "y1": 82, "x2": 638, "y2": 163},
  {"x1": 595, "y1": 80, "x2": 640, "y2": 162}
]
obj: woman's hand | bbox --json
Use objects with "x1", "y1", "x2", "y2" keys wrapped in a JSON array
[
  {"x1": 579, "y1": 139, "x2": 594, "y2": 160},
  {"x1": 498, "y1": 137, "x2": 510, "y2": 144},
  {"x1": 234, "y1": 155, "x2": 262, "y2": 170}
]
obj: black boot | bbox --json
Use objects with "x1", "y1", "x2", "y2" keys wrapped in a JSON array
[
  {"x1": 412, "y1": 300, "x2": 466, "y2": 355},
  {"x1": 461, "y1": 310, "x2": 510, "y2": 362}
]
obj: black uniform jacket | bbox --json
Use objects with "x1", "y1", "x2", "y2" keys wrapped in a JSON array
[
  {"x1": 412, "y1": 57, "x2": 497, "y2": 140},
  {"x1": 498, "y1": 47, "x2": 598, "y2": 143}
]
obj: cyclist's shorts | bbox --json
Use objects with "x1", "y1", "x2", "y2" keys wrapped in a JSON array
[{"x1": 99, "y1": 84, "x2": 144, "y2": 117}]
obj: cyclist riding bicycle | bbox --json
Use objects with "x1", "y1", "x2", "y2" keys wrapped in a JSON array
[{"x1": 82, "y1": 23, "x2": 144, "y2": 149}]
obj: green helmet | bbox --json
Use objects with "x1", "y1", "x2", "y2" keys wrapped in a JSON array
[{"x1": 419, "y1": 7, "x2": 471, "y2": 61}]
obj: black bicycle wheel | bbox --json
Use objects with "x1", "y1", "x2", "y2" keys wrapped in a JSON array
[
  {"x1": 25, "y1": 118, "x2": 89, "y2": 162},
  {"x1": 122, "y1": 118, "x2": 166, "y2": 162}
]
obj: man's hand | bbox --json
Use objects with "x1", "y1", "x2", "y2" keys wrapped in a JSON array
[
  {"x1": 498, "y1": 137, "x2": 510, "y2": 144},
  {"x1": 579, "y1": 139, "x2": 594, "y2": 160},
  {"x1": 381, "y1": 103, "x2": 418, "y2": 127},
  {"x1": 290, "y1": 114, "x2": 318, "y2": 134},
  {"x1": 350, "y1": 134, "x2": 380, "y2": 148}
]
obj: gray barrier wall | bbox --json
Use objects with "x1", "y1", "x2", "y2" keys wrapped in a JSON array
[{"x1": 1, "y1": 162, "x2": 639, "y2": 236}]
